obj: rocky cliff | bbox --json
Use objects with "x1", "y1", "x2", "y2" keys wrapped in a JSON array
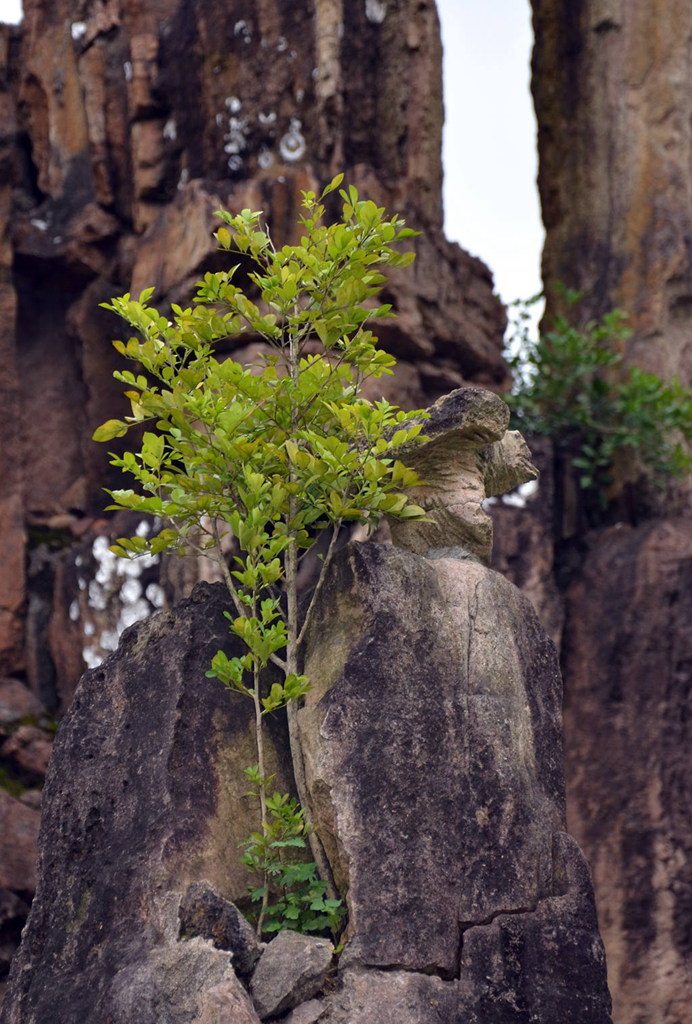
[
  {"x1": 0, "y1": 0, "x2": 509, "y2": 709},
  {"x1": 1, "y1": 2, "x2": 691, "y2": 1022}
]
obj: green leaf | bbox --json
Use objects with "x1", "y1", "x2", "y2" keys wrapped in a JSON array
[{"x1": 93, "y1": 419, "x2": 129, "y2": 442}]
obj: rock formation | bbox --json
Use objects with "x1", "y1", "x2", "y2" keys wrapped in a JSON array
[
  {"x1": 529, "y1": 4, "x2": 692, "y2": 1022},
  {"x1": 1, "y1": 388, "x2": 613, "y2": 1023},
  {"x1": 531, "y1": 0, "x2": 692, "y2": 390}
]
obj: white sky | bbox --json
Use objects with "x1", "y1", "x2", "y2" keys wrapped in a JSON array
[
  {"x1": 0, "y1": 0, "x2": 543, "y2": 311},
  {"x1": 437, "y1": 0, "x2": 543, "y2": 309}
]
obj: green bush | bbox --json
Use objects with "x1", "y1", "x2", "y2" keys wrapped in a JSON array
[{"x1": 507, "y1": 291, "x2": 692, "y2": 509}]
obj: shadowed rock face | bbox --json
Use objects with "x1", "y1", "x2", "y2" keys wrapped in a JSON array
[
  {"x1": 0, "y1": 390, "x2": 612, "y2": 1023},
  {"x1": 0, "y1": 2, "x2": 510, "y2": 946},
  {"x1": 1, "y1": 552, "x2": 613, "y2": 1024},
  {"x1": 530, "y1": 5, "x2": 692, "y2": 1020},
  {"x1": 561, "y1": 520, "x2": 692, "y2": 1024},
  {"x1": 301, "y1": 543, "x2": 567, "y2": 977},
  {"x1": 0, "y1": 582, "x2": 290, "y2": 1023}
]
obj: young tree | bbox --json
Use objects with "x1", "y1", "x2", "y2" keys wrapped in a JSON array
[{"x1": 94, "y1": 175, "x2": 428, "y2": 934}]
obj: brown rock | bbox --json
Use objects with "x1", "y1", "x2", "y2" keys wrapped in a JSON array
[
  {"x1": 0, "y1": 791, "x2": 39, "y2": 894},
  {"x1": 1, "y1": 725, "x2": 53, "y2": 783},
  {"x1": 390, "y1": 387, "x2": 538, "y2": 563},
  {"x1": 279, "y1": 1000, "x2": 325, "y2": 1024},
  {"x1": 561, "y1": 519, "x2": 692, "y2": 1024},
  {"x1": 532, "y1": 0, "x2": 692, "y2": 386},
  {"x1": 0, "y1": 0, "x2": 510, "y2": 734},
  {"x1": 0, "y1": 680, "x2": 46, "y2": 727},
  {"x1": 490, "y1": 436, "x2": 564, "y2": 646}
]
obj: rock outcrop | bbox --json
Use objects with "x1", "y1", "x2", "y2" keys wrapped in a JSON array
[
  {"x1": 560, "y1": 520, "x2": 692, "y2": 1024},
  {"x1": 1, "y1": 388, "x2": 612, "y2": 1023},
  {"x1": 0, "y1": 580, "x2": 290, "y2": 1022}
]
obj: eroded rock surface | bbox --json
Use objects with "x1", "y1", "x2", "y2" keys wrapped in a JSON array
[
  {"x1": 0, "y1": 0, "x2": 509, "y2": 715},
  {"x1": 0, "y1": 582, "x2": 290, "y2": 1024},
  {"x1": 249, "y1": 930, "x2": 333, "y2": 1020},
  {"x1": 532, "y1": 0, "x2": 692, "y2": 391},
  {"x1": 391, "y1": 387, "x2": 538, "y2": 562},
  {"x1": 298, "y1": 540, "x2": 611, "y2": 1019},
  {"x1": 561, "y1": 519, "x2": 692, "y2": 1024}
]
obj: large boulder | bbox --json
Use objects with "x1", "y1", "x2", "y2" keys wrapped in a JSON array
[{"x1": 1, "y1": 387, "x2": 613, "y2": 1022}]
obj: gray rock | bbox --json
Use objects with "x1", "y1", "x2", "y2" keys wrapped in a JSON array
[
  {"x1": 0, "y1": 582, "x2": 293, "y2": 1024},
  {"x1": 301, "y1": 543, "x2": 565, "y2": 977},
  {"x1": 278, "y1": 1000, "x2": 326, "y2": 1024},
  {"x1": 250, "y1": 930, "x2": 333, "y2": 1020},
  {"x1": 108, "y1": 936, "x2": 261, "y2": 1024},
  {"x1": 324, "y1": 969, "x2": 458, "y2": 1024},
  {"x1": 456, "y1": 832, "x2": 612, "y2": 1023},
  {"x1": 299, "y1": 541, "x2": 612, "y2": 1019},
  {"x1": 179, "y1": 880, "x2": 262, "y2": 976}
]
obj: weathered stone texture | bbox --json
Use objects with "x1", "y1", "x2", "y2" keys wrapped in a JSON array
[
  {"x1": 298, "y1": 541, "x2": 611, "y2": 1019},
  {"x1": 0, "y1": 1, "x2": 511, "y2": 967},
  {"x1": 0, "y1": 582, "x2": 291, "y2": 1023},
  {"x1": 561, "y1": 519, "x2": 692, "y2": 1024},
  {"x1": 529, "y1": 5, "x2": 692, "y2": 1021},
  {"x1": 1, "y1": 541, "x2": 613, "y2": 1024},
  {"x1": 531, "y1": 0, "x2": 692, "y2": 388},
  {"x1": 249, "y1": 930, "x2": 333, "y2": 1020}
]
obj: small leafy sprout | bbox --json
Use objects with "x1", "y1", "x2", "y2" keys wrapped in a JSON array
[{"x1": 95, "y1": 174, "x2": 427, "y2": 938}]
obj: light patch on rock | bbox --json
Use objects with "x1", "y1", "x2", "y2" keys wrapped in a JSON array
[
  {"x1": 163, "y1": 118, "x2": 177, "y2": 141},
  {"x1": 280, "y1": 118, "x2": 306, "y2": 163},
  {"x1": 71, "y1": 22, "x2": 87, "y2": 41},
  {"x1": 501, "y1": 478, "x2": 540, "y2": 508},
  {"x1": 365, "y1": 0, "x2": 387, "y2": 24}
]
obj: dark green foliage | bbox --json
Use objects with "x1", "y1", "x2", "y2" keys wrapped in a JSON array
[{"x1": 507, "y1": 291, "x2": 692, "y2": 507}]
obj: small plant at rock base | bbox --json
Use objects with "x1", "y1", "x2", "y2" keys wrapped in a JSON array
[
  {"x1": 94, "y1": 174, "x2": 427, "y2": 938},
  {"x1": 507, "y1": 290, "x2": 692, "y2": 515},
  {"x1": 241, "y1": 773, "x2": 344, "y2": 938}
]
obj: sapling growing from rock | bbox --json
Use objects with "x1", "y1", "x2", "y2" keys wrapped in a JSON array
[{"x1": 94, "y1": 175, "x2": 428, "y2": 937}]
